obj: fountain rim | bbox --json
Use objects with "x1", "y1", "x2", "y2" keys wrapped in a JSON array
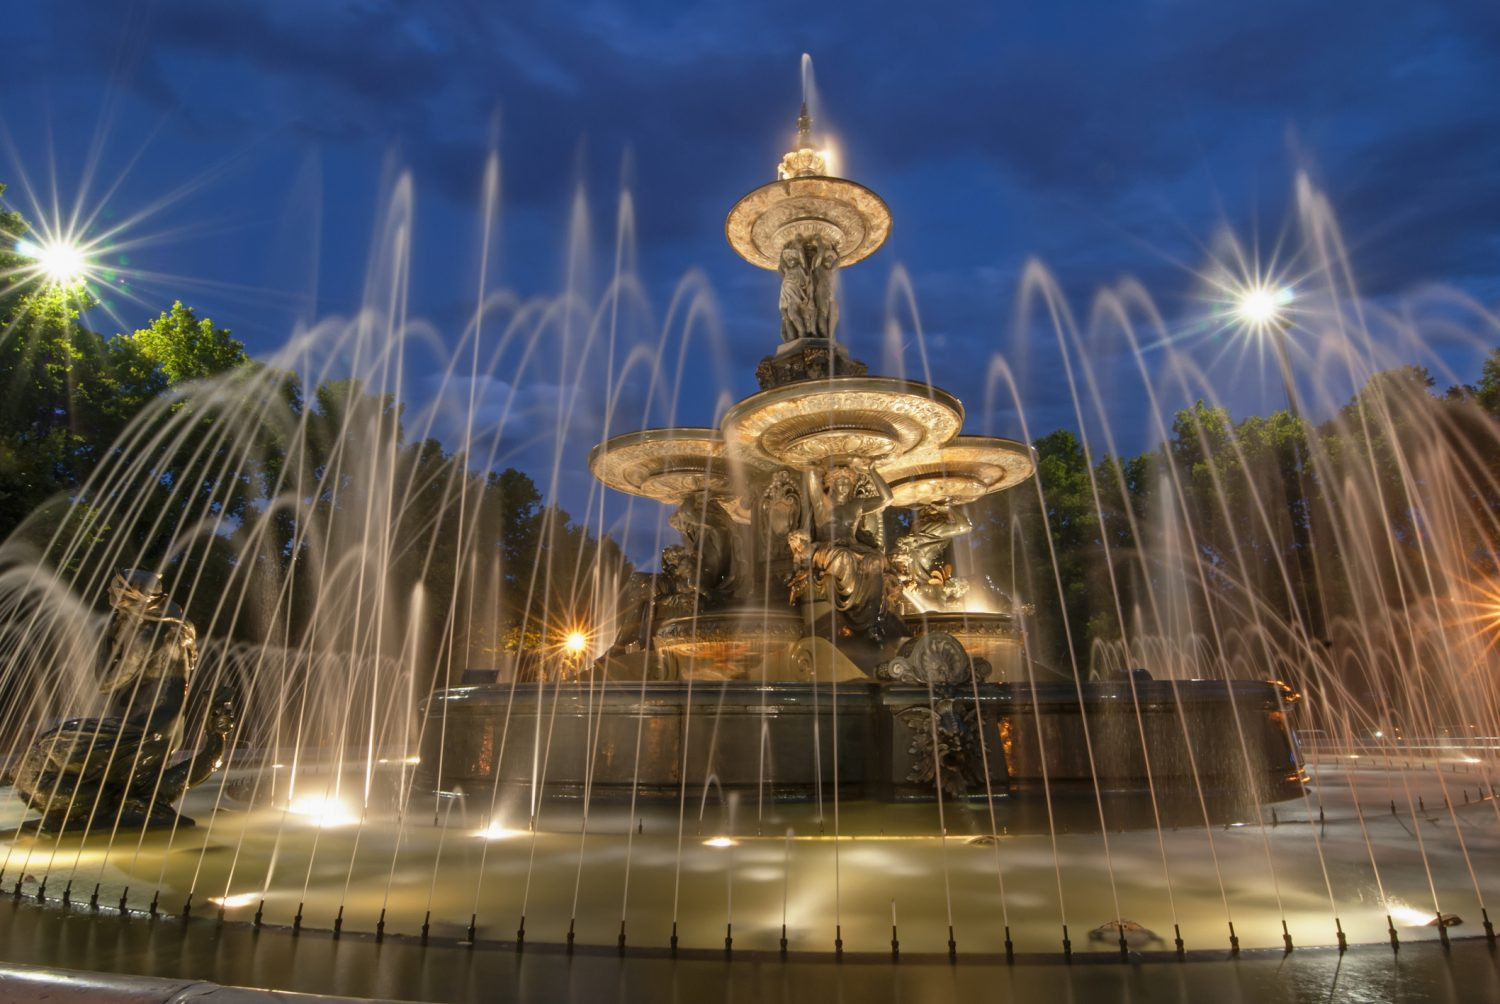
[
  {"x1": 879, "y1": 433, "x2": 1040, "y2": 504},
  {"x1": 587, "y1": 426, "x2": 722, "y2": 473},
  {"x1": 719, "y1": 375, "x2": 965, "y2": 470},
  {"x1": 724, "y1": 174, "x2": 893, "y2": 270}
]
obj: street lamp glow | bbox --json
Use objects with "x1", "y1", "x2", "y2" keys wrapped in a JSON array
[
  {"x1": 17, "y1": 237, "x2": 90, "y2": 286},
  {"x1": 1234, "y1": 284, "x2": 1293, "y2": 329},
  {"x1": 564, "y1": 630, "x2": 588, "y2": 656}
]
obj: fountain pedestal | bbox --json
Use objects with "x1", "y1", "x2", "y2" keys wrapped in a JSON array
[{"x1": 755, "y1": 336, "x2": 868, "y2": 389}]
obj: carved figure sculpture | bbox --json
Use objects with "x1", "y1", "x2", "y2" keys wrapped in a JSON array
[
  {"x1": 666, "y1": 491, "x2": 744, "y2": 606},
  {"x1": 809, "y1": 236, "x2": 840, "y2": 339},
  {"x1": 874, "y1": 632, "x2": 993, "y2": 798},
  {"x1": 892, "y1": 502, "x2": 972, "y2": 610},
  {"x1": 789, "y1": 463, "x2": 903, "y2": 641},
  {"x1": 604, "y1": 572, "x2": 659, "y2": 655},
  {"x1": 778, "y1": 244, "x2": 814, "y2": 342},
  {"x1": 757, "y1": 470, "x2": 804, "y2": 573},
  {"x1": 8, "y1": 570, "x2": 236, "y2": 832},
  {"x1": 655, "y1": 544, "x2": 702, "y2": 620}
]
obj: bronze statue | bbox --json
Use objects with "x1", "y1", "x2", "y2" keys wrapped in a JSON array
[
  {"x1": 789, "y1": 463, "x2": 904, "y2": 642},
  {"x1": 7, "y1": 570, "x2": 236, "y2": 832},
  {"x1": 892, "y1": 502, "x2": 972, "y2": 609},
  {"x1": 778, "y1": 244, "x2": 814, "y2": 342},
  {"x1": 778, "y1": 237, "x2": 841, "y2": 343},
  {"x1": 809, "y1": 236, "x2": 840, "y2": 339},
  {"x1": 666, "y1": 491, "x2": 744, "y2": 606}
]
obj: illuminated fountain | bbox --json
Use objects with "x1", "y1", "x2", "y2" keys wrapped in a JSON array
[
  {"x1": 416, "y1": 103, "x2": 1299, "y2": 806},
  {"x1": 2, "y1": 73, "x2": 1499, "y2": 974}
]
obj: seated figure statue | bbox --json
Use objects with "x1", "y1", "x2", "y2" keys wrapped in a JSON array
[
  {"x1": 788, "y1": 462, "x2": 906, "y2": 647},
  {"x1": 892, "y1": 501, "x2": 972, "y2": 611},
  {"x1": 7, "y1": 570, "x2": 236, "y2": 833},
  {"x1": 666, "y1": 491, "x2": 744, "y2": 607}
]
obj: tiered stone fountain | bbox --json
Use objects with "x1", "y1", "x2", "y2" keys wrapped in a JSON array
[{"x1": 419, "y1": 106, "x2": 1298, "y2": 805}]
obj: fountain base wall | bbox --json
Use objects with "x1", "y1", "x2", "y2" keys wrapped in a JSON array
[
  {"x1": 1002, "y1": 680, "x2": 1302, "y2": 799},
  {"x1": 416, "y1": 679, "x2": 1299, "y2": 803}
]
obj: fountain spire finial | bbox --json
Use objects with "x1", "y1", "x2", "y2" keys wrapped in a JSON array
[
  {"x1": 727, "y1": 82, "x2": 891, "y2": 280},
  {"x1": 778, "y1": 101, "x2": 826, "y2": 180}
]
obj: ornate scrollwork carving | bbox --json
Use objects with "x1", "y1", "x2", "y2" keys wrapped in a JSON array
[{"x1": 875, "y1": 632, "x2": 993, "y2": 799}]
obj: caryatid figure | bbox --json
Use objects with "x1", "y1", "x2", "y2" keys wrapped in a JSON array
[
  {"x1": 777, "y1": 244, "x2": 815, "y2": 342},
  {"x1": 809, "y1": 237, "x2": 840, "y2": 339}
]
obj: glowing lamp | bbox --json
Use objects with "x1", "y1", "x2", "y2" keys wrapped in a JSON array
[
  {"x1": 17, "y1": 237, "x2": 90, "y2": 286},
  {"x1": 1234, "y1": 284, "x2": 1293, "y2": 329},
  {"x1": 564, "y1": 630, "x2": 588, "y2": 656}
]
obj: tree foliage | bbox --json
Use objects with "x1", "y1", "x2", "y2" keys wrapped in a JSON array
[
  {"x1": 131, "y1": 300, "x2": 246, "y2": 385},
  {"x1": 0, "y1": 189, "x2": 628, "y2": 695}
]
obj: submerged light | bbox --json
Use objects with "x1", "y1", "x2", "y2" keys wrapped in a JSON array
[
  {"x1": 703, "y1": 836, "x2": 738, "y2": 848},
  {"x1": 287, "y1": 793, "x2": 359, "y2": 828},
  {"x1": 1386, "y1": 901, "x2": 1440, "y2": 928},
  {"x1": 475, "y1": 821, "x2": 523, "y2": 841}
]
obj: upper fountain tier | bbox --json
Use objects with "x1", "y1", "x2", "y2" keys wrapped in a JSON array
[
  {"x1": 724, "y1": 102, "x2": 892, "y2": 272},
  {"x1": 592, "y1": 99, "x2": 1036, "y2": 501}
]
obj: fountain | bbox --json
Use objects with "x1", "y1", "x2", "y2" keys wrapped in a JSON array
[
  {"x1": 416, "y1": 102, "x2": 1299, "y2": 807},
  {"x1": 0, "y1": 72, "x2": 1498, "y2": 987}
]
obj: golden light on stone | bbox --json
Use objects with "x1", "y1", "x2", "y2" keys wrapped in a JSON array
[
  {"x1": 878, "y1": 436, "x2": 1038, "y2": 508},
  {"x1": 653, "y1": 609, "x2": 804, "y2": 679},
  {"x1": 588, "y1": 428, "x2": 736, "y2": 503},
  {"x1": 725, "y1": 176, "x2": 892, "y2": 270},
  {"x1": 720, "y1": 377, "x2": 963, "y2": 469},
  {"x1": 778, "y1": 146, "x2": 828, "y2": 180}
]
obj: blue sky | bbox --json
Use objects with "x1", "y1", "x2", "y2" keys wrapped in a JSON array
[{"x1": 3, "y1": 1, "x2": 1499, "y2": 541}]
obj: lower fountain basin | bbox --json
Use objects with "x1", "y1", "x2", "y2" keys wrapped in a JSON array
[
  {"x1": 907, "y1": 610, "x2": 1023, "y2": 681},
  {"x1": 415, "y1": 679, "x2": 1300, "y2": 807},
  {"x1": 652, "y1": 607, "x2": 805, "y2": 680}
]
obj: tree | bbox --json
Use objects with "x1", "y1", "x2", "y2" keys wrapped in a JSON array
[
  {"x1": 130, "y1": 301, "x2": 246, "y2": 384},
  {"x1": 0, "y1": 188, "x2": 164, "y2": 535}
]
